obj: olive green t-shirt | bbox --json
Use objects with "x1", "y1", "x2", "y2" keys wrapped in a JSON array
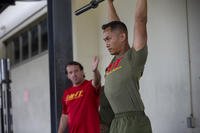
[
  {"x1": 104, "y1": 46, "x2": 148, "y2": 113},
  {"x1": 100, "y1": 88, "x2": 114, "y2": 133}
]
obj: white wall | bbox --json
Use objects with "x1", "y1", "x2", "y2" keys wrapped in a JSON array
[
  {"x1": 72, "y1": 1, "x2": 100, "y2": 79},
  {"x1": 141, "y1": 0, "x2": 191, "y2": 132},
  {"x1": 11, "y1": 54, "x2": 50, "y2": 133}
]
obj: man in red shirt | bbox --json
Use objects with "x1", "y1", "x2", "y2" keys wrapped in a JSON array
[{"x1": 58, "y1": 57, "x2": 101, "y2": 133}]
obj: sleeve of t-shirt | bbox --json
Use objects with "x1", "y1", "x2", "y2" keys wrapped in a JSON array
[
  {"x1": 62, "y1": 91, "x2": 68, "y2": 115},
  {"x1": 132, "y1": 45, "x2": 148, "y2": 66},
  {"x1": 130, "y1": 45, "x2": 148, "y2": 78}
]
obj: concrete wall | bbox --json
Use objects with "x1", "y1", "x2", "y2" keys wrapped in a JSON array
[
  {"x1": 140, "y1": 0, "x2": 191, "y2": 132},
  {"x1": 72, "y1": 0, "x2": 100, "y2": 79},
  {"x1": 11, "y1": 54, "x2": 50, "y2": 133}
]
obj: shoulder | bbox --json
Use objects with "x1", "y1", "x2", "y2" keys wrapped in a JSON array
[
  {"x1": 63, "y1": 86, "x2": 73, "y2": 94},
  {"x1": 85, "y1": 80, "x2": 100, "y2": 94},
  {"x1": 127, "y1": 45, "x2": 148, "y2": 58},
  {"x1": 83, "y1": 80, "x2": 93, "y2": 86},
  {"x1": 132, "y1": 45, "x2": 148, "y2": 55}
]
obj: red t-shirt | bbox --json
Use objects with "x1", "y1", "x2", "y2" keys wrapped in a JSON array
[{"x1": 62, "y1": 80, "x2": 100, "y2": 133}]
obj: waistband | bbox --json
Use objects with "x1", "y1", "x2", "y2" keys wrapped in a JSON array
[{"x1": 114, "y1": 111, "x2": 145, "y2": 118}]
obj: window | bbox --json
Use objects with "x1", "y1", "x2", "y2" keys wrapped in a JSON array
[
  {"x1": 31, "y1": 26, "x2": 39, "y2": 57},
  {"x1": 22, "y1": 32, "x2": 29, "y2": 60},
  {"x1": 40, "y1": 18, "x2": 48, "y2": 52},
  {"x1": 13, "y1": 37, "x2": 20, "y2": 64},
  {"x1": 4, "y1": 15, "x2": 48, "y2": 66},
  {"x1": 5, "y1": 41, "x2": 14, "y2": 65}
]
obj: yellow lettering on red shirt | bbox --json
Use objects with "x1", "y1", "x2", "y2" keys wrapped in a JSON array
[{"x1": 66, "y1": 90, "x2": 84, "y2": 101}]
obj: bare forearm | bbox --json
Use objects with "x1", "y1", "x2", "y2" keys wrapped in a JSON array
[
  {"x1": 92, "y1": 69, "x2": 101, "y2": 89},
  {"x1": 58, "y1": 115, "x2": 68, "y2": 133},
  {"x1": 135, "y1": 0, "x2": 147, "y2": 23},
  {"x1": 107, "y1": 0, "x2": 120, "y2": 21},
  {"x1": 91, "y1": 56, "x2": 101, "y2": 89},
  {"x1": 133, "y1": 0, "x2": 148, "y2": 51}
]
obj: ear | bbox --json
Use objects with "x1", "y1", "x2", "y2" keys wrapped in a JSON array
[
  {"x1": 82, "y1": 71, "x2": 85, "y2": 78},
  {"x1": 119, "y1": 33, "x2": 126, "y2": 42},
  {"x1": 65, "y1": 70, "x2": 69, "y2": 79},
  {"x1": 66, "y1": 72, "x2": 70, "y2": 79}
]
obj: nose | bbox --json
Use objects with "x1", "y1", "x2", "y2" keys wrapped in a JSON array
[
  {"x1": 106, "y1": 43, "x2": 110, "y2": 48},
  {"x1": 71, "y1": 71, "x2": 76, "y2": 77}
]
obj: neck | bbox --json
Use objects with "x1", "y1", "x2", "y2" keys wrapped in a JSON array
[
  {"x1": 118, "y1": 43, "x2": 130, "y2": 56},
  {"x1": 73, "y1": 79, "x2": 85, "y2": 87}
]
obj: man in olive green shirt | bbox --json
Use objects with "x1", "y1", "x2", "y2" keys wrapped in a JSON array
[{"x1": 102, "y1": 0, "x2": 152, "y2": 133}]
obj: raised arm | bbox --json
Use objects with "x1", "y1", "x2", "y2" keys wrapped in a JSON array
[
  {"x1": 107, "y1": 0, "x2": 120, "y2": 21},
  {"x1": 133, "y1": 0, "x2": 148, "y2": 51},
  {"x1": 92, "y1": 56, "x2": 101, "y2": 90},
  {"x1": 58, "y1": 114, "x2": 68, "y2": 133}
]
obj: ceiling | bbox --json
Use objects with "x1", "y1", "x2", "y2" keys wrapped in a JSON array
[
  {"x1": 0, "y1": 4, "x2": 9, "y2": 14},
  {"x1": 0, "y1": 0, "x2": 15, "y2": 12},
  {"x1": 0, "y1": 1, "x2": 47, "y2": 39}
]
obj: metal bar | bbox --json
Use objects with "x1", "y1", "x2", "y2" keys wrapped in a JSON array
[{"x1": 75, "y1": 0, "x2": 105, "y2": 16}]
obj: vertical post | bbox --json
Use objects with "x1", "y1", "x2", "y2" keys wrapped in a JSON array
[
  {"x1": 185, "y1": 0, "x2": 195, "y2": 128},
  {"x1": 47, "y1": 0, "x2": 73, "y2": 132},
  {"x1": 0, "y1": 59, "x2": 13, "y2": 133}
]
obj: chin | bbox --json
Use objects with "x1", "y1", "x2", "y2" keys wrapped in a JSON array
[
  {"x1": 74, "y1": 80, "x2": 83, "y2": 85},
  {"x1": 109, "y1": 51, "x2": 114, "y2": 55},
  {"x1": 110, "y1": 52, "x2": 117, "y2": 55},
  {"x1": 74, "y1": 81, "x2": 80, "y2": 85}
]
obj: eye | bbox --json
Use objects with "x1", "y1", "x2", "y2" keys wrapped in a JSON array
[{"x1": 104, "y1": 37, "x2": 110, "y2": 42}]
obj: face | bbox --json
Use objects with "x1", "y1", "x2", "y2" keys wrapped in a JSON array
[
  {"x1": 103, "y1": 28, "x2": 125, "y2": 55},
  {"x1": 66, "y1": 65, "x2": 84, "y2": 86}
]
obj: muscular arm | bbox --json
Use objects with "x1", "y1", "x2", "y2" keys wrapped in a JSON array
[
  {"x1": 133, "y1": 0, "x2": 148, "y2": 51},
  {"x1": 92, "y1": 56, "x2": 101, "y2": 91},
  {"x1": 107, "y1": 0, "x2": 120, "y2": 21},
  {"x1": 58, "y1": 114, "x2": 68, "y2": 133},
  {"x1": 92, "y1": 69, "x2": 101, "y2": 90}
]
